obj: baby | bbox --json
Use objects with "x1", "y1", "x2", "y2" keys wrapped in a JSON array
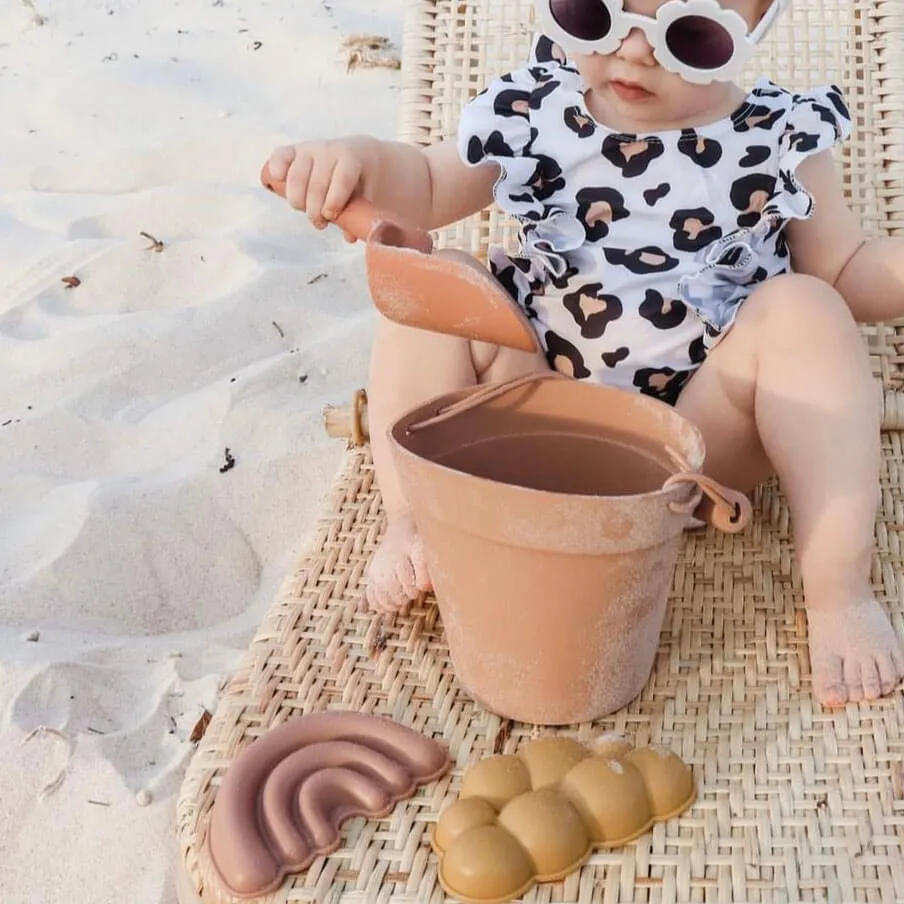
[{"x1": 267, "y1": 0, "x2": 904, "y2": 707}]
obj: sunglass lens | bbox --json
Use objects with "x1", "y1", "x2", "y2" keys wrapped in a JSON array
[
  {"x1": 549, "y1": 0, "x2": 612, "y2": 41},
  {"x1": 665, "y1": 15, "x2": 734, "y2": 69}
]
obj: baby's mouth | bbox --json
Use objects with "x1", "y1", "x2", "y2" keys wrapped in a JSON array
[{"x1": 609, "y1": 79, "x2": 654, "y2": 101}]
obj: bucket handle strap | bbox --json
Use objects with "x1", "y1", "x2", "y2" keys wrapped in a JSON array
[
  {"x1": 663, "y1": 447, "x2": 752, "y2": 533},
  {"x1": 662, "y1": 470, "x2": 753, "y2": 533},
  {"x1": 406, "y1": 371, "x2": 565, "y2": 433}
]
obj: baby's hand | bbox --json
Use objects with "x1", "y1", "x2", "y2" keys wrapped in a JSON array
[{"x1": 266, "y1": 138, "x2": 372, "y2": 238}]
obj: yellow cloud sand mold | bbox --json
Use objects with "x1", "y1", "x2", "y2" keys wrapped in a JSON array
[{"x1": 432, "y1": 736, "x2": 695, "y2": 904}]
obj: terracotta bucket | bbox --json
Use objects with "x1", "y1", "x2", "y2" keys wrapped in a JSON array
[{"x1": 389, "y1": 372, "x2": 751, "y2": 725}]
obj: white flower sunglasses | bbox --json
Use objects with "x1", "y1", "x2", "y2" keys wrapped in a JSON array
[{"x1": 533, "y1": 0, "x2": 788, "y2": 84}]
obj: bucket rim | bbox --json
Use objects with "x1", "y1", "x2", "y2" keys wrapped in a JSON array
[
  {"x1": 389, "y1": 379, "x2": 707, "y2": 504},
  {"x1": 388, "y1": 438, "x2": 699, "y2": 504}
]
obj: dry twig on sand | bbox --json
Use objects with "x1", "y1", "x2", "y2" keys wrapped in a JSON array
[
  {"x1": 23, "y1": 726, "x2": 72, "y2": 798},
  {"x1": 190, "y1": 710, "x2": 212, "y2": 744},
  {"x1": 140, "y1": 231, "x2": 165, "y2": 253},
  {"x1": 342, "y1": 34, "x2": 400, "y2": 72},
  {"x1": 492, "y1": 719, "x2": 513, "y2": 754}
]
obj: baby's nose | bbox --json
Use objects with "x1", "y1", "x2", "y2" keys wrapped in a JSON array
[{"x1": 615, "y1": 26, "x2": 655, "y2": 63}]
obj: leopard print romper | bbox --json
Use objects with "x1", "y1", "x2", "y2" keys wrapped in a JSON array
[{"x1": 457, "y1": 36, "x2": 852, "y2": 405}]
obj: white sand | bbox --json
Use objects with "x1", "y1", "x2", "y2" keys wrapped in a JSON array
[{"x1": 0, "y1": 1, "x2": 404, "y2": 900}]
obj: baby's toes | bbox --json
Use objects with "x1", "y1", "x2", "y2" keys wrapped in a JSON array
[
  {"x1": 812, "y1": 655, "x2": 846, "y2": 707},
  {"x1": 892, "y1": 647, "x2": 904, "y2": 680},
  {"x1": 364, "y1": 565, "x2": 403, "y2": 613},
  {"x1": 364, "y1": 582, "x2": 382, "y2": 612},
  {"x1": 875, "y1": 652, "x2": 904, "y2": 695},
  {"x1": 858, "y1": 659, "x2": 883, "y2": 700},
  {"x1": 842, "y1": 659, "x2": 864, "y2": 703},
  {"x1": 393, "y1": 558, "x2": 418, "y2": 602},
  {"x1": 376, "y1": 583, "x2": 406, "y2": 614},
  {"x1": 364, "y1": 560, "x2": 416, "y2": 614},
  {"x1": 410, "y1": 540, "x2": 433, "y2": 593},
  {"x1": 365, "y1": 578, "x2": 394, "y2": 613}
]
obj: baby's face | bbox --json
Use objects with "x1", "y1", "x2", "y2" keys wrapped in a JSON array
[{"x1": 568, "y1": 0, "x2": 772, "y2": 130}]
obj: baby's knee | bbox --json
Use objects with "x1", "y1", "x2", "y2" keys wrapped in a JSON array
[{"x1": 741, "y1": 272, "x2": 855, "y2": 336}]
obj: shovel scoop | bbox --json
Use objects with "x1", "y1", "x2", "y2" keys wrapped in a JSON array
[{"x1": 260, "y1": 162, "x2": 539, "y2": 352}]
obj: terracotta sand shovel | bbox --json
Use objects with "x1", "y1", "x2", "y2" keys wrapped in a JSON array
[{"x1": 260, "y1": 162, "x2": 539, "y2": 353}]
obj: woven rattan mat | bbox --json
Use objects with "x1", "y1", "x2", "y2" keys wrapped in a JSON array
[{"x1": 176, "y1": 430, "x2": 904, "y2": 904}]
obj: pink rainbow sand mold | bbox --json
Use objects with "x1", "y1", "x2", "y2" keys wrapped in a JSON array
[
  {"x1": 205, "y1": 711, "x2": 451, "y2": 898},
  {"x1": 432, "y1": 736, "x2": 696, "y2": 904}
]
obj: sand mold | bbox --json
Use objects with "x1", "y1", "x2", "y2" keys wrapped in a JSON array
[{"x1": 433, "y1": 736, "x2": 696, "y2": 904}]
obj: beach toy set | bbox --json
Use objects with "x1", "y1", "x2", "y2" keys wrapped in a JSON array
[{"x1": 199, "y1": 715, "x2": 695, "y2": 904}]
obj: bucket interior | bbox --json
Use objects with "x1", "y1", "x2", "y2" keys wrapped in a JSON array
[
  {"x1": 394, "y1": 380, "x2": 704, "y2": 498},
  {"x1": 434, "y1": 431, "x2": 672, "y2": 495}
]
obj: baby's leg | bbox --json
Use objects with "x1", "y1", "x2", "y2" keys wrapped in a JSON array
[
  {"x1": 676, "y1": 273, "x2": 904, "y2": 706},
  {"x1": 365, "y1": 249, "x2": 548, "y2": 613}
]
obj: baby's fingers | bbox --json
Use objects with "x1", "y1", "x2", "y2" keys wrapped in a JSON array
[
  {"x1": 321, "y1": 156, "x2": 363, "y2": 224},
  {"x1": 284, "y1": 152, "x2": 314, "y2": 211},
  {"x1": 267, "y1": 145, "x2": 296, "y2": 183},
  {"x1": 305, "y1": 156, "x2": 337, "y2": 229}
]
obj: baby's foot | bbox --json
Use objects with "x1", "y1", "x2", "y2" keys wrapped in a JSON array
[
  {"x1": 805, "y1": 598, "x2": 904, "y2": 706},
  {"x1": 364, "y1": 513, "x2": 432, "y2": 613}
]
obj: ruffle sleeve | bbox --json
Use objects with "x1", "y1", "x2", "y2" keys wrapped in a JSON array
[
  {"x1": 456, "y1": 35, "x2": 580, "y2": 222},
  {"x1": 677, "y1": 82, "x2": 853, "y2": 336},
  {"x1": 763, "y1": 83, "x2": 853, "y2": 222}
]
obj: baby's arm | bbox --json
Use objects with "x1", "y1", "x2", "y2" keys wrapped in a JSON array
[
  {"x1": 267, "y1": 137, "x2": 498, "y2": 234},
  {"x1": 785, "y1": 151, "x2": 904, "y2": 323}
]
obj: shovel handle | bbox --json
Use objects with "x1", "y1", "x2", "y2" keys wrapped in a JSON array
[{"x1": 259, "y1": 162, "x2": 432, "y2": 252}]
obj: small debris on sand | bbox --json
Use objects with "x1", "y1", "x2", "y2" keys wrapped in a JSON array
[
  {"x1": 190, "y1": 709, "x2": 212, "y2": 744},
  {"x1": 342, "y1": 35, "x2": 400, "y2": 71},
  {"x1": 139, "y1": 231, "x2": 165, "y2": 252},
  {"x1": 219, "y1": 448, "x2": 236, "y2": 474},
  {"x1": 492, "y1": 719, "x2": 513, "y2": 754}
]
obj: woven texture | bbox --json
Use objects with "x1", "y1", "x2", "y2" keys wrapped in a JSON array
[{"x1": 177, "y1": 1, "x2": 904, "y2": 902}]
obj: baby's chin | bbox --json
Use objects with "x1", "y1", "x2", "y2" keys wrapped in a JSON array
[{"x1": 584, "y1": 85, "x2": 696, "y2": 132}]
